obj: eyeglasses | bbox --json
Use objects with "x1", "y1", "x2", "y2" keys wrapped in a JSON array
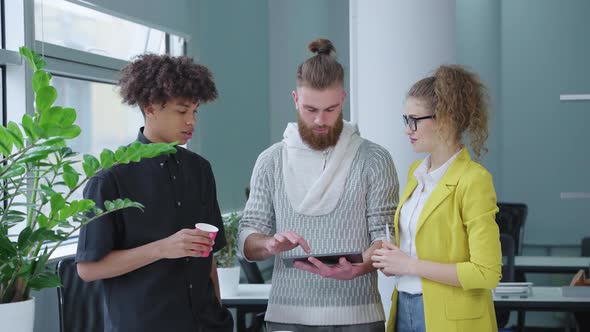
[{"x1": 402, "y1": 114, "x2": 435, "y2": 131}]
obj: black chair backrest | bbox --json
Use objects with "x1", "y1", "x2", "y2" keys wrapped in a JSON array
[
  {"x1": 238, "y1": 255, "x2": 265, "y2": 284},
  {"x1": 57, "y1": 257, "x2": 104, "y2": 332},
  {"x1": 582, "y1": 237, "x2": 590, "y2": 257},
  {"x1": 500, "y1": 233, "x2": 515, "y2": 282},
  {"x1": 496, "y1": 203, "x2": 528, "y2": 255},
  {"x1": 496, "y1": 233, "x2": 516, "y2": 328}
]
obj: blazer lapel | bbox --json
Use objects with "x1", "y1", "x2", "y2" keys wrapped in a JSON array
[
  {"x1": 415, "y1": 149, "x2": 472, "y2": 235},
  {"x1": 395, "y1": 168, "x2": 419, "y2": 245}
]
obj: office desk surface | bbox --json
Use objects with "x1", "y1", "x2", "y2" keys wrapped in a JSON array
[
  {"x1": 222, "y1": 284, "x2": 271, "y2": 307},
  {"x1": 515, "y1": 256, "x2": 590, "y2": 274},
  {"x1": 494, "y1": 286, "x2": 590, "y2": 311},
  {"x1": 223, "y1": 284, "x2": 590, "y2": 312}
]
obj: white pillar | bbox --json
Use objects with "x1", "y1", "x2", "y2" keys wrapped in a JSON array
[{"x1": 349, "y1": 0, "x2": 456, "y2": 321}]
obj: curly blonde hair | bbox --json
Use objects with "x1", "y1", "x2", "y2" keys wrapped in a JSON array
[{"x1": 407, "y1": 65, "x2": 489, "y2": 159}]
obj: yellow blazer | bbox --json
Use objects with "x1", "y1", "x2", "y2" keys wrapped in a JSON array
[{"x1": 387, "y1": 149, "x2": 502, "y2": 332}]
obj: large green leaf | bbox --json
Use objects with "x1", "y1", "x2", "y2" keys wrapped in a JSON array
[
  {"x1": 82, "y1": 154, "x2": 100, "y2": 177},
  {"x1": 40, "y1": 137, "x2": 66, "y2": 147},
  {"x1": 114, "y1": 146, "x2": 130, "y2": 164},
  {"x1": 28, "y1": 271, "x2": 61, "y2": 290},
  {"x1": 59, "y1": 147, "x2": 76, "y2": 158},
  {"x1": 29, "y1": 228, "x2": 66, "y2": 243},
  {"x1": 59, "y1": 199, "x2": 95, "y2": 220},
  {"x1": 17, "y1": 227, "x2": 33, "y2": 251},
  {"x1": 39, "y1": 106, "x2": 76, "y2": 127},
  {"x1": 0, "y1": 126, "x2": 14, "y2": 155},
  {"x1": 62, "y1": 164, "x2": 79, "y2": 190},
  {"x1": 104, "y1": 198, "x2": 144, "y2": 212},
  {"x1": 21, "y1": 114, "x2": 40, "y2": 142},
  {"x1": 35, "y1": 86, "x2": 57, "y2": 112},
  {"x1": 0, "y1": 232, "x2": 17, "y2": 257},
  {"x1": 38, "y1": 107, "x2": 80, "y2": 139},
  {"x1": 6, "y1": 122, "x2": 25, "y2": 149},
  {"x1": 32, "y1": 70, "x2": 52, "y2": 93},
  {"x1": 144, "y1": 143, "x2": 177, "y2": 158},
  {"x1": 36, "y1": 213, "x2": 49, "y2": 229},
  {"x1": 18, "y1": 145, "x2": 59, "y2": 163},
  {"x1": 19, "y1": 47, "x2": 46, "y2": 71},
  {"x1": 1, "y1": 211, "x2": 26, "y2": 224},
  {"x1": 40, "y1": 184, "x2": 57, "y2": 197},
  {"x1": 50, "y1": 193, "x2": 66, "y2": 216},
  {"x1": 126, "y1": 142, "x2": 142, "y2": 162},
  {"x1": 59, "y1": 125, "x2": 81, "y2": 139},
  {"x1": 99, "y1": 149, "x2": 116, "y2": 169},
  {"x1": 0, "y1": 164, "x2": 26, "y2": 180}
]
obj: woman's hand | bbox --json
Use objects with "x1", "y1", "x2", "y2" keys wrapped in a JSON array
[{"x1": 371, "y1": 241, "x2": 416, "y2": 277}]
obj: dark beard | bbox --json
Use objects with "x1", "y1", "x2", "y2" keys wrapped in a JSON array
[{"x1": 297, "y1": 113, "x2": 344, "y2": 151}]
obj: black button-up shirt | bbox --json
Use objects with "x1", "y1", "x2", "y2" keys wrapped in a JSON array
[{"x1": 76, "y1": 128, "x2": 233, "y2": 332}]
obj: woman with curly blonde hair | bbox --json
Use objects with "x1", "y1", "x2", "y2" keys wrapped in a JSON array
[{"x1": 372, "y1": 65, "x2": 502, "y2": 332}]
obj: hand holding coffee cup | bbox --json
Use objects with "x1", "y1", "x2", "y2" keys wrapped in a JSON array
[
  {"x1": 195, "y1": 223, "x2": 218, "y2": 257},
  {"x1": 158, "y1": 228, "x2": 214, "y2": 259}
]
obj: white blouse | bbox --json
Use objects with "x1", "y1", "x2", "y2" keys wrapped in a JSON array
[{"x1": 396, "y1": 148, "x2": 462, "y2": 294}]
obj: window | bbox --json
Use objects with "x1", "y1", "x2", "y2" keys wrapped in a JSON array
[
  {"x1": 170, "y1": 35, "x2": 186, "y2": 57},
  {"x1": 3, "y1": 0, "x2": 188, "y2": 238},
  {"x1": 34, "y1": 0, "x2": 184, "y2": 61},
  {"x1": 52, "y1": 76, "x2": 143, "y2": 156},
  {"x1": 50, "y1": 75, "x2": 144, "y2": 206}
]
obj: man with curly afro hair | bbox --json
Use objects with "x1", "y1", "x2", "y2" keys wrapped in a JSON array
[{"x1": 76, "y1": 54, "x2": 233, "y2": 332}]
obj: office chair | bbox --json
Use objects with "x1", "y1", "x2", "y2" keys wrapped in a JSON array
[
  {"x1": 496, "y1": 233, "x2": 515, "y2": 328},
  {"x1": 496, "y1": 203, "x2": 528, "y2": 256},
  {"x1": 56, "y1": 257, "x2": 104, "y2": 332},
  {"x1": 495, "y1": 203, "x2": 527, "y2": 330},
  {"x1": 237, "y1": 254, "x2": 266, "y2": 332},
  {"x1": 581, "y1": 236, "x2": 590, "y2": 257},
  {"x1": 573, "y1": 237, "x2": 590, "y2": 331}
]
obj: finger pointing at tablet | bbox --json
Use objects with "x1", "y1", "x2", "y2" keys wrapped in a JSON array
[{"x1": 266, "y1": 230, "x2": 311, "y2": 255}]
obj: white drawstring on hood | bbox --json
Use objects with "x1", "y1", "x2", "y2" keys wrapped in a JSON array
[{"x1": 282, "y1": 121, "x2": 363, "y2": 216}]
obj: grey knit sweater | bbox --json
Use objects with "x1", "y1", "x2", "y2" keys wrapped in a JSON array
[{"x1": 238, "y1": 139, "x2": 399, "y2": 326}]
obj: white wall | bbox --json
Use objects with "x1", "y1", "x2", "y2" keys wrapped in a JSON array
[{"x1": 349, "y1": 0, "x2": 456, "y2": 321}]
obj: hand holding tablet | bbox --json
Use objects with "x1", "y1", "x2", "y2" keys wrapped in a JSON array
[{"x1": 282, "y1": 251, "x2": 364, "y2": 268}]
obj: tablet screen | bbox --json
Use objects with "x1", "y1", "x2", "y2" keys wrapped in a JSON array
[{"x1": 282, "y1": 251, "x2": 363, "y2": 268}]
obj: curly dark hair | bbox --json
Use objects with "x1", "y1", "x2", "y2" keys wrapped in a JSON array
[
  {"x1": 118, "y1": 54, "x2": 218, "y2": 112},
  {"x1": 407, "y1": 65, "x2": 490, "y2": 159}
]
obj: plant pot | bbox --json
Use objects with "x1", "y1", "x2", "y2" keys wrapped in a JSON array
[
  {"x1": 0, "y1": 297, "x2": 35, "y2": 332},
  {"x1": 217, "y1": 266, "x2": 241, "y2": 297}
]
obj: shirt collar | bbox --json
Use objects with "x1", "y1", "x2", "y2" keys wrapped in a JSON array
[
  {"x1": 136, "y1": 127, "x2": 152, "y2": 144},
  {"x1": 414, "y1": 147, "x2": 464, "y2": 186}
]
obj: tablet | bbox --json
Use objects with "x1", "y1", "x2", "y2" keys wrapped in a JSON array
[{"x1": 282, "y1": 251, "x2": 363, "y2": 268}]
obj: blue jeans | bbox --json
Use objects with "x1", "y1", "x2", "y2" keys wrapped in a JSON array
[{"x1": 396, "y1": 292, "x2": 426, "y2": 332}]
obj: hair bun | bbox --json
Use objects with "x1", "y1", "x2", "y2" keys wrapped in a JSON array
[{"x1": 308, "y1": 38, "x2": 336, "y2": 56}]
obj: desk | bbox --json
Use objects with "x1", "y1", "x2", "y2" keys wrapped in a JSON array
[
  {"x1": 222, "y1": 284, "x2": 270, "y2": 331},
  {"x1": 494, "y1": 286, "x2": 590, "y2": 311},
  {"x1": 222, "y1": 284, "x2": 270, "y2": 308},
  {"x1": 515, "y1": 256, "x2": 590, "y2": 274},
  {"x1": 222, "y1": 284, "x2": 590, "y2": 328}
]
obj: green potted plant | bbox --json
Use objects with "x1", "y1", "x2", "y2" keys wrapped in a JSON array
[
  {"x1": 0, "y1": 47, "x2": 175, "y2": 331},
  {"x1": 214, "y1": 212, "x2": 241, "y2": 297}
]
